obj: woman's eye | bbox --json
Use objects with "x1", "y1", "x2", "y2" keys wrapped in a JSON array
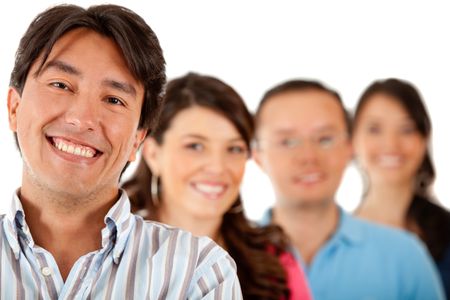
[
  {"x1": 186, "y1": 143, "x2": 203, "y2": 151},
  {"x1": 400, "y1": 125, "x2": 417, "y2": 134},
  {"x1": 367, "y1": 125, "x2": 381, "y2": 134},
  {"x1": 229, "y1": 145, "x2": 247, "y2": 154}
]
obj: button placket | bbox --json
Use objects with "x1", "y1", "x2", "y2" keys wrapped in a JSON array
[{"x1": 41, "y1": 266, "x2": 52, "y2": 277}]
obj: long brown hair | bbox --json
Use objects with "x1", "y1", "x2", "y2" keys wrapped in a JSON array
[
  {"x1": 123, "y1": 72, "x2": 290, "y2": 299},
  {"x1": 354, "y1": 78, "x2": 450, "y2": 261}
]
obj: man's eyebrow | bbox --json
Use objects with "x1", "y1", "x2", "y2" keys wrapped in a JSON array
[
  {"x1": 272, "y1": 128, "x2": 296, "y2": 135},
  {"x1": 181, "y1": 134, "x2": 207, "y2": 140},
  {"x1": 42, "y1": 60, "x2": 81, "y2": 76},
  {"x1": 39, "y1": 60, "x2": 137, "y2": 97},
  {"x1": 102, "y1": 79, "x2": 137, "y2": 97}
]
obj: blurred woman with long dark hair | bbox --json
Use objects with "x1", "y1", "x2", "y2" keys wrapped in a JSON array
[
  {"x1": 122, "y1": 72, "x2": 311, "y2": 299},
  {"x1": 352, "y1": 78, "x2": 450, "y2": 297}
]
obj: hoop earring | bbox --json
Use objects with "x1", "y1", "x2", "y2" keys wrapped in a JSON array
[
  {"x1": 151, "y1": 175, "x2": 160, "y2": 207},
  {"x1": 228, "y1": 202, "x2": 243, "y2": 214}
]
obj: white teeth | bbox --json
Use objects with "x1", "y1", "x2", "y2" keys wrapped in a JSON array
[
  {"x1": 195, "y1": 183, "x2": 225, "y2": 194},
  {"x1": 300, "y1": 173, "x2": 321, "y2": 183},
  {"x1": 53, "y1": 139, "x2": 96, "y2": 158},
  {"x1": 378, "y1": 155, "x2": 402, "y2": 167},
  {"x1": 67, "y1": 145, "x2": 74, "y2": 154}
]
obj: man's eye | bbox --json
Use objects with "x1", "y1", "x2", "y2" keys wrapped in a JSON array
[
  {"x1": 51, "y1": 82, "x2": 69, "y2": 90},
  {"x1": 106, "y1": 97, "x2": 125, "y2": 106},
  {"x1": 317, "y1": 136, "x2": 335, "y2": 147},
  {"x1": 280, "y1": 138, "x2": 298, "y2": 148}
]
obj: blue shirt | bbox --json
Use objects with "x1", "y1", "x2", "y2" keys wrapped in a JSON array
[
  {"x1": 0, "y1": 190, "x2": 242, "y2": 299},
  {"x1": 262, "y1": 207, "x2": 445, "y2": 300},
  {"x1": 437, "y1": 244, "x2": 450, "y2": 299}
]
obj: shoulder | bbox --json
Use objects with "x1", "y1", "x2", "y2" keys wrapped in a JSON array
[
  {"x1": 348, "y1": 215, "x2": 442, "y2": 277},
  {"x1": 134, "y1": 216, "x2": 236, "y2": 269},
  {"x1": 133, "y1": 217, "x2": 241, "y2": 297},
  {"x1": 349, "y1": 214, "x2": 424, "y2": 247},
  {"x1": 344, "y1": 215, "x2": 445, "y2": 296},
  {"x1": 342, "y1": 213, "x2": 437, "y2": 264}
]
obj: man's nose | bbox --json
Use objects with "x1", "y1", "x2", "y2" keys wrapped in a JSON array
[
  {"x1": 292, "y1": 140, "x2": 320, "y2": 166},
  {"x1": 64, "y1": 96, "x2": 99, "y2": 132}
]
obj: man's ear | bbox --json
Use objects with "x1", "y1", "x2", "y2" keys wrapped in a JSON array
[
  {"x1": 7, "y1": 87, "x2": 21, "y2": 132},
  {"x1": 128, "y1": 129, "x2": 147, "y2": 162},
  {"x1": 142, "y1": 137, "x2": 161, "y2": 175},
  {"x1": 251, "y1": 145, "x2": 265, "y2": 172}
]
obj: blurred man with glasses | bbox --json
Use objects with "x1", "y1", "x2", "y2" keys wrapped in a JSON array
[{"x1": 253, "y1": 80, "x2": 444, "y2": 300}]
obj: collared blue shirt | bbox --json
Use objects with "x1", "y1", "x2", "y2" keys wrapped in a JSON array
[
  {"x1": 262, "y1": 207, "x2": 445, "y2": 300},
  {"x1": 0, "y1": 190, "x2": 242, "y2": 299}
]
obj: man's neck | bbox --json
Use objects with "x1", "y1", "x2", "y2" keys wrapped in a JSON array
[
  {"x1": 273, "y1": 199, "x2": 339, "y2": 266},
  {"x1": 18, "y1": 181, "x2": 119, "y2": 281}
]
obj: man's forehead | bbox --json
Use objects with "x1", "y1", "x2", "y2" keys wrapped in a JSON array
[
  {"x1": 260, "y1": 95, "x2": 344, "y2": 126},
  {"x1": 264, "y1": 89, "x2": 339, "y2": 109},
  {"x1": 30, "y1": 28, "x2": 143, "y2": 93}
]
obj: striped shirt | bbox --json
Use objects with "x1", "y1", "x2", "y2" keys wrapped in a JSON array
[{"x1": 0, "y1": 190, "x2": 242, "y2": 299}]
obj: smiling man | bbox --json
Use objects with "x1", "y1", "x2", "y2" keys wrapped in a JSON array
[
  {"x1": 253, "y1": 79, "x2": 444, "y2": 300},
  {"x1": 1, "y1": 4, "x2": 241, "y2": 299}
]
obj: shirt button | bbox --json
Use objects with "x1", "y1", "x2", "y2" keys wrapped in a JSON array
[{"x1": 41, "y1": 267, "x2": 52, "y2": 276}]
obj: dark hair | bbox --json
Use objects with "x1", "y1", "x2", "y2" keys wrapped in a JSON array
[
  {"x1": 123, "y1": 72, "x2": 290, "y2": 299},
  {"x1": 354, "y1": 78, "x2": 450, "y2": 261},
  {"x1": 10, "y1": 4, "x2": 166, "y2": 132},
  {"x1": 254, "y1": 79, "x2": 352, "y2": 135}
]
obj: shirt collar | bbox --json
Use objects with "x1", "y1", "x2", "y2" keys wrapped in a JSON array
[
  {"x1": 102, "y1": 190, "x2": 135, "y2": 264},
  {"x1": 4, "y1": 190, "x2": 26, "y2": 259},
  {"x1": 259, "y1": 207, "x2": 274, "y2": 227},
  {"x1": 260, "y1": 205, "x2": 364, "y2": 246},
  {"x1": 5, "y1": 188, "x2": 134, "y2": 263},
  {"x1": 332, "y1": 206, "x2": 364, "y2": 246}
]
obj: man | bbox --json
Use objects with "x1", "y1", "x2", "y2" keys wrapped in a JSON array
[
  {"x1": 1, "y1": 4, "x2": 241, "y2": 299},
  {"x1": 253, "y1": 80, "x2": 444, "y2": 299}
]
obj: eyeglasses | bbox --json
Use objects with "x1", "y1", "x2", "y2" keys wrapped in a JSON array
[{"x1": 256, "y1": 133, "x2": 348, "y2": 153}]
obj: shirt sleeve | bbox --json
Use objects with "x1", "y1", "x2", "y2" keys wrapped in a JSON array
[
  {"x1": 403, "y1": 236, "x2": 445, "y2": 300},
  {"x1": 188, "y1": 249, "x2": 243, "y2": 299}
]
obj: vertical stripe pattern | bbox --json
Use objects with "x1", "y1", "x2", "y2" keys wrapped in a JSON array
[{"x1": 0, "y1": 190, "x2": 242, "y2": 299}]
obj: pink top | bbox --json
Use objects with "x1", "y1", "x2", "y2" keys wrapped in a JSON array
[{"x1": 278, "y1": 251, "x2": 312, "y2": 300}]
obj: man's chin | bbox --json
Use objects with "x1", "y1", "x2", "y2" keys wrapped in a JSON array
[{"x1": 287, "y1": 195, "x2": 334, "y2": 210}]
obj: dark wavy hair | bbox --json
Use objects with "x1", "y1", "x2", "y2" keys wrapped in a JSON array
[
  {"x1": 10, "y1": 4, "x2": 166, "y2": 139},
  {"x1": 354, "y1": 78, "x2": 450, "y2": 261},
  {"x1": 254, "y1": 79, "x2": 352, "y2": 136},
  {"x1": 122, "y1": 72, "x2": 290, "y2": 299}
]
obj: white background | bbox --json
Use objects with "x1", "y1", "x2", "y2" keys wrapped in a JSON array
[{"x1": 1, "y1": 1, "x2": 449, "y2": 220}]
